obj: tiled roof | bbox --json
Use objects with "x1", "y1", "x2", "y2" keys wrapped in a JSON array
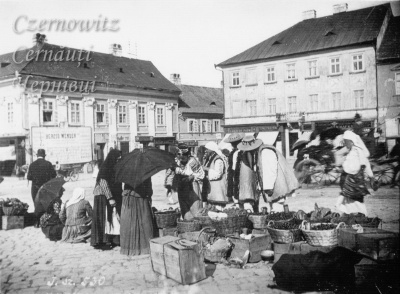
[
  {"x1": 0, "y1": 43, "x2": 180, "y2": 93},
  {"x1": 178, "y1": 84, "x2": 223, "y2": 114},
  {"x1": 0, "y1": 49, "x2": 31, "y2": 78},
  {"x1": 377, "y1": 16, "x2": 400, "y2": 61},
  {"x1": 218, "y1": 4, "x2": 389, "y2": 66}
]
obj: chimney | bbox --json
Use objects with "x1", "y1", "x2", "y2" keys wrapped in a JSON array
[
  {"x1": 333, "y1": 3, "x2": 348, "y2": 14},
  {"x1": 33, "y1": 33, "x2": 47, "y2": 46},
  {"x1": 170, "y1": 73, "x2": 181, "y2": 85},
  {"x1": 110, "y1": 43, "x2": 122, "y2": 57},
  {"x1": 302, "y1": 10, "x2": 316, "y2": 20}
]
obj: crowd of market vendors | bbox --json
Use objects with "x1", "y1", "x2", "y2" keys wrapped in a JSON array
[{"x1": 16, "y1": 123, "x2": 400, "y2": 257}]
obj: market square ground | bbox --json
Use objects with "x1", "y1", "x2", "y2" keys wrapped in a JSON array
[{"x1": 0, "y1": 172, "x2": 399, "y2": 293}]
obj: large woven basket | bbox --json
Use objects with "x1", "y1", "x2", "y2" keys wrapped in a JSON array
[
  {"x1": 154, "y1": 210, "x2": 180, "y2": 228},
  {"x1": 267, "y1": 220, "x2": 303, "y2": 244},
  {"x1": 177, "y1": 219, "x2": 202, "y2": 233},
  {"x1": 301, "y1": 221, "x2": 346, "y2": 246},
  {"x1": 248, "y1": 214, "x2": 268, "y2": 229},
  {"x1": 211, "y1": 216, "x2": 238, "y2": 236},
  {"x1": 194, "y1": 215, "x2": 213, "y2": 227},
  {"x1": 237, "y1": 213, "x2": 250, "y2": 229},
  {"x1": 2, "y1": 206, "x2": 15, "y2": 216}
]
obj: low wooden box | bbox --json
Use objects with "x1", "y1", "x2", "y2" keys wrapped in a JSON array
[
  {"x1": 338, "y1": 227, "x2": 390, "y2": 251},
  {"x1": 150, "y1": 236, "x2": 181, "y2": 276},
  {"x1": 178, "y1": 230, "x2": 215, "y2": 243},
  {"x1": 357, "y1": 233, "x2": 399, "y2": 261},
  {"x1": 230, "y1": 234, "x2": 272, "y2": 263},
  {"x1": 252, "y1": 228, "x2": 270, "y2": 235},
  {"x1": 2, "y1": 216, "x2": 24, "y2": 230},
  {"x1": 164, "y1": 240, "x2": 206, "y2": 285}
]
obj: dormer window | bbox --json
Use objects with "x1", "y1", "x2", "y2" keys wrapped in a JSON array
[{"x1": 272, "y1": 40, "x2": 282, "y2": 45}]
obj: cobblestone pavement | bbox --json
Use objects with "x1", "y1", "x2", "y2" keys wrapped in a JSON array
[{"x1": 0, "y1": 172, "x2": 399, "y2": 293}]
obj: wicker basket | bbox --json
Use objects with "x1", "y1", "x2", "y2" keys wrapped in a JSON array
[
  {"x1": 266, "y1": 220, "x2": 303, "y2": 244},
  {"x1": 177, "y1": 219, "x2": 202, "y2": 233},
  {"x1": 154, "y1": 210, "x2": 180, "y2": 228},
  {"x1": 197, "y1": 227, "x2": 233, "y2": 263},
  {"x1": 237, "y1": 214, "x2": 249, "y2": 229},
  {"x1": 301, "y1": 221, "x2": 346, "y2": 246},
  {"x1": 211, "y1": 216, "x2": 238, "y2": 236},
  {"x1": 2, "y1": 206, "x2": 15, "y2": 216},
  {"x1": 248, "y1": 214, "x2": 268, "y2": 229},
  {"x1": 194, "y1": 215, "x2": 213, "y2": 226}
]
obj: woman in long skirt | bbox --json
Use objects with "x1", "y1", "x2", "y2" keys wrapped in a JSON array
[
  {"x1": 91, "y1": 149, "x2": 122, "y2": 248},
  {"x1": 120, "y1": 179, "x2": 153, "y2": 256}
]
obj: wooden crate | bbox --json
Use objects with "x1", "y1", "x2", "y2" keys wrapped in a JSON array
[
  {"x1": 2, "y1": 216, "x2": 24, "y2": 230},
  {"x1": 164, "y1": 240, "x2": 206, "y2": 285},
  {"x1": 150, "y1": 236, "x2": 181, "y2": 276},
  {"x1": 338, "y1": 227, "x2": 391, "y2": 251},
  {"x1": 252, "y1": 228, "x2": 270, "y2": 235},
  {"x1": 230, "y1": 234, "x2": 272, "y2": 263},
  {"x1": 178, "y1": 230, "x2": 215, "y2": 243},
  {"x1": 357, "y1": 233, "x2": 399, "y2": 261}
]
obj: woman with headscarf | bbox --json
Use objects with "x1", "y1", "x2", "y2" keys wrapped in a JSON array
[
  {"x1": 336, "y1": 130, "x2": 372, "y2": 216},
  {"x1": 39, "y1": 197, "x2": 64, "y2": 241},
  {"x1": 60, "y1": 188, "x2": 92, "y2": 243},
  {"x1": 120, "y1": 178, "x2": 153, "y2": 256},
  {"x1": 91, "y1": 149, "x2": 122, "y2": 248},
  {"x1": 174, "y1": 143, "x2": 205, "y2": 220},
  {"x1": 202, "y1": 142, "x2": 229, "y2": 209}
]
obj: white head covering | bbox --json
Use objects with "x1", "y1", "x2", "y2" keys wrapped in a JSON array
[
  {"x1": 205, "y1": 141, "x2": 224, "y2": 158},
  {"x1": 343, "y1": 130, "x2": 370, "y2": 158},
  {"x1": 66, "y1": 187, "x2": 85, "y2": 208}
]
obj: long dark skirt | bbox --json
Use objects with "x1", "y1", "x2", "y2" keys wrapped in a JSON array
[
  {"x1": 42, "y1": 224, "x2": 64, "y2": 241},
  {"x1": 91, "y1": 195, "x2": 120, "y2": 247},
  {"x1": 120, "y1": 195, "x2": 154, "y2": 256},
  {"x1": 178, "y1": 180, "x2": 202, "y2": 220}
]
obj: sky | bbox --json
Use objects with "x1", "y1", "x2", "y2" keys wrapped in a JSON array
[{"x1": 0, "y1": 0, "x2": 395, "y2": 88}]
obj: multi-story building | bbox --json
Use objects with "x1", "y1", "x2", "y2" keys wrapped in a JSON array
[
  {"x1": 170, "y1": 74, "x2": 224, "y2": 154},
  {"x1": 217, "y1": 3, "x2": 397, "y2": 160},
  {"x1": 0, "y1": 36, "x2": 180, "y2": 175}
]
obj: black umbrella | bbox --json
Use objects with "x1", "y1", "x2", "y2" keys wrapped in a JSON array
[
  {"x1": 320, "y1": 128, "x2": 342, "y2": 140},
  {"x1": 291, "y1": 140, "x2": 309, "y2": 152},
  {"x1": 34, "y1": 177, "x2": 66, "y2": 215},
  {"x1": 115, "y1": 147, "x2": 177, "y2": 189}
]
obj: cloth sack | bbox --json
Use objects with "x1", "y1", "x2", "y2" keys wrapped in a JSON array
[{"x1": 105, "y1": 207, "x2": 120, "y2": 235}]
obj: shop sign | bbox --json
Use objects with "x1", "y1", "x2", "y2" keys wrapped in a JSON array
[
  {"x1": 154, "y1": 138, "x2": 177, "y2": 145},
  {"x1": 94, "y1": 133, "x2": 109, "y2": 143},
  {"x1": 117, "y1": 134, "x2": 130, "y2": 142},
  {"x1": 31, "y1": 127, "x2": 92, "y2": 164},
  {"x1": 183, "y1": 140, "x2": 198, "y2": 147},
  {"x1": 224, "y1": 125, "x2": 278, "y2": 133},
  {"x1": 135, "y1": 136, "x2": 154, "y2": 142}
]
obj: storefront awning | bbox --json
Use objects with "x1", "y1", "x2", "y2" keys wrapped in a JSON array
[{"x1": 257, "y1": 131, "x2": 279, "y2": 145}]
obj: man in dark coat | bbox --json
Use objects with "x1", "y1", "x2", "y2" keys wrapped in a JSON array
[{"x1": 27, "y1": 149, "x2": 56, "y2": 227}]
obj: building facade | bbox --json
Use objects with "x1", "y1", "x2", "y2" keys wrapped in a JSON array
[
  {"x1": 170, "y1": 74, "x2": 224, "y2": 154},
  {"x1": 217, "y1": 3, "x2": 397, "y2": 160},
  {"x1": 0, "y1": 38, "x2": 180, "y2": 175}
]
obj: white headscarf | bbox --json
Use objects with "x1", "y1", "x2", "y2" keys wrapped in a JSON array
[
  {"x1": 205, "y1": 141, "x2": 224, "y2": 158},
  {"x1": 66, "y1": 187, "x2": 85, "y2": 208},
  {"x1": 343, "y1": 130, "x2": 370, "y2": 158}
]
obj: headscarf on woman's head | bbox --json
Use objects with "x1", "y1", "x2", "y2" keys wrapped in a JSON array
[
  {"x1": 66, "y1": 187, "x2": 85, "y2": 208},
  {"x1": 96, "y1": 149, "x2": 121, "y2": 183},
  {"x1": 343, "y1": 130, "x2": 370, "y2": 158},
  {"x1": 205, "y1": 141, "x2": 224, "y2": 159}
]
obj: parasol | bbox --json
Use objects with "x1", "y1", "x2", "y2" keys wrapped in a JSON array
[
  {"x1": 291, "y1": 140, "x2": 309, "y2": 152},
  {"x1": 34, "y1": 177, "x2": 66, "y2": 215},
  {"x1": 320, "y1": 128, "x2": 343, "y2": 141},
  {"x1": 115, "y1": 147, "x2": 177, "y2": 189}
]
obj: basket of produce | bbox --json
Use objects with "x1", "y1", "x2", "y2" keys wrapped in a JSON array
[
  {"x1": 223, "y1": 207, "x2": 249, "y2": 230},
  {"x1": 177, "y1": 219, "x2": 202, "y2": 233},
  {"x1": 267, "y1": 219, "x2": 303, "y2": 244},
  {"x1": 210, "y1": 215, "x2": 238, "y2": 236},
  {"x1": 248, "y1": 212, "x2": 269, "y2": 229},
  {"x1": 1, "y1": 198, "x2": 29, "y2": 216},
  {"x1": 301, "y1": 221, "x2": 346, "y2": 246},
  {"x1": 330, "y1": 213, "x2": 381, "y2": 229},
  {"x1": 198, "y1": 227, "x2": 234, "y2": 263},
  {"x1": 266, "y1": 211, "x2": 295, "y2": 223},
  {"x1": 154, "y1": 208, "x2": 180, "y2": 228},
  {"x1": 194, "y1": 207, "x2": 214, "y2": 226}
]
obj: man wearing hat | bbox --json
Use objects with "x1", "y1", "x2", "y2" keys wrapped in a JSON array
[
  {"x1": 27, "y1": 149, "x2": 57, "y2": 227},
  {"x1": 224, "y1": 133, "x2": 244, "y2": 202},
  {"x1": 237, "y1": 135, "x2": 298, "y2": 212}
]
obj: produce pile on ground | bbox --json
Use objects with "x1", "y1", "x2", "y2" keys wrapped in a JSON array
[
  {"x1": 331, "y1": 213, "x2": 381, "y2": 227},
  {"x1": 268, "y1": 218, "x2": 301, "y2": 230},
  {"x1": 266, "y1": 211, "x2": 295, "y2": 221},
  {"x1": 223, "y1": 207, "x2": 247, "y2": 217}
]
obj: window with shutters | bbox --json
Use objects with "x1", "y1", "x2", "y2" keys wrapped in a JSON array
[
  {"x1": 42, "y1": 99, "x2": 57, "y2": 125},
  {"x1": 188, "y1": 119, "x2": 198, "y2": 133},
  {"x1": 96, "y1": 103, "x2": 107, "y2": 124},
  {"x1": 354, "y1": 90, "x2": 364, "y2": 109},
  {"x1": 309, "y1": 94, "x2": 318, "y2": 111},
  {"x1": 200, "y1": 120, "x2": 208, "y2": 133},
  {"x1": 7, "y1": 102, "x2": 13, "y2": 123},
  {"x1": 267, "y1": 98, "x2": 276, "y2": 114},
  {"x1": 138, "y1": 105, "x2": 146, "y2": 125},
  {"x1": 118, "y1": 104, "x2": 128, "y2": 125},
  {"x1": 156, "y1": 106, "x2": 165, "y2": 125},
  {"x1": 69, "y1": 101, "x2": 82, "y2": 125},
  {"x1": 331, "y1": 92, "x2": 341, "y2": 110},
  {"x1": 213, "y1": 120, "x2": 221, "y2": 133}
]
